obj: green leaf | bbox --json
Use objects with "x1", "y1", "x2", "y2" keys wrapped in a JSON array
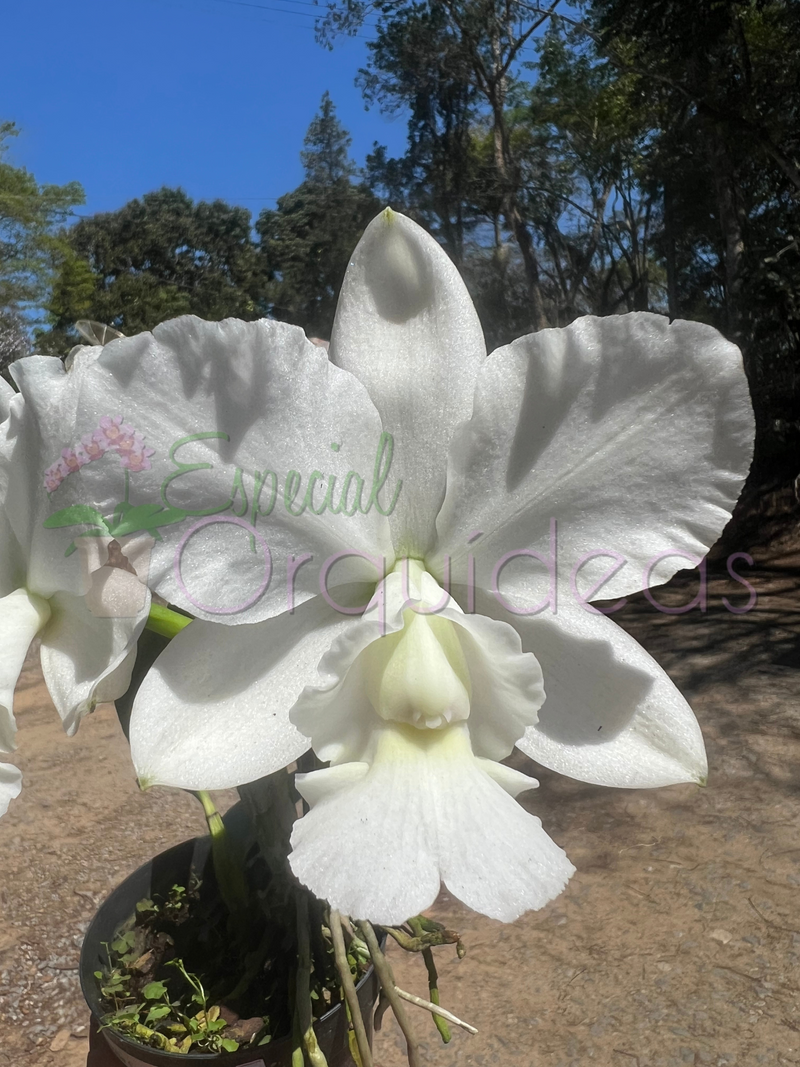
[
  {"x1": 220, "y1": 1039, "x2": 240, "y2": 1052},
  {"x1": 44, "y1": 505, "x2": 109, "y2": 530},
  {"x1": 145, "y1": 1005, "x2": 171, "y2": 1024},
  {"x1": 142, "y1": 981, "x2": 168, "y2": 1000}
]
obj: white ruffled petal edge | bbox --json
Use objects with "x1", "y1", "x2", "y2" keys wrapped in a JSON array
[
  {"x1": 290, "y1": 722, "x2": 574, "y2": 924},
  {"x1": 291, "y1": 565, "x2": 545, "y2": 765}
]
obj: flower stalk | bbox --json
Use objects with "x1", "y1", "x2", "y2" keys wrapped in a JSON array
[
  {"x1": 145, "y1": 602, "x2": 192, "y2": 640},
  {"x1": 330, "y1": 910, "x2": 373, "y2": 1067},
  {"x1": 358, "y1": 920, "x2": 421, "y2": 1067}
]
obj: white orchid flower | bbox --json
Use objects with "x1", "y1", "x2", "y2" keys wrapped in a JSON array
[
  {"x1": 24, "y1": 210, "x2": 753, "y2": 922},
  {"x1": 0, "y1": 353, "x2": 151, "y2": 818}
]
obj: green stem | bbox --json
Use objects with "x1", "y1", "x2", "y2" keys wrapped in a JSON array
[
  {"x1": 194, "y1": 791, "x2": 251, "y2": 942},
  {"x1": 408, "y1": 918, "x2": 451, "y2": 1042},
  {"x1": 422, "y1": 948, "x2": 450, "y2": 1043},
  {"x1": 145, "y1": 603, "x2": 192, "y2": 640},
  {"x1": 330, "y1": 910, "x2": 372, "y2": 1067}
]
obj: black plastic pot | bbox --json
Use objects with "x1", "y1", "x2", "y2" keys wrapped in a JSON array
[{"x1": 80, "y1": 821, "x2": 378, "y2": 1067}]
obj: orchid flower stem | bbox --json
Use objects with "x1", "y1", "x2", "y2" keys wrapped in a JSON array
[
  {"x1": 329, "y1": 910, "x2": 373, "y2": 1067},
  {"x1": 357, "y1": 921, "x2": 421, "y2": 1067},
  {"x1": 193, "y1": 791, "x2": 250, "y2": 940},
  {"x1": 145, "y1": 603, "x2": 192, "y2": 640},
  {"x1": 296, "y1": 894, "x2": 329, "y2": 1067}
]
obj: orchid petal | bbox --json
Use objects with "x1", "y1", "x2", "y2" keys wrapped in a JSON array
[
  {"x1": 0, "y1": 761, "x2": 22, "y2": 818},
  {"x1": 495, "y1": 599, "x2": 708, "y2": 787},
  {"x1": 39, "y1": 589, "x2": 148, "y2": 736},
  {"x1": 0, "y1": 588, "x2": 50, "y2": 750},
  {"x1": 8, "y1": 352, "x2": 100, "y2": 598},
  {"x1": 0, "y1": 378, "x2": 14, "y2": 423},
  {"x1": 15, "y1": 320, "x2": 393, "y2": 622},
  {"x1": 432, "y1": 314, "x2": 754, "y2": 600},
  {"x1": 290, "y1": 722, "x2": 574, "y2": 924},
  {"x1": 129, "y1": 593, "x2": 370, "y2": 790},
  {"x1": 330, "y1": 211, "x2": 485, "y2": 558},
  {"x1": 0, "y1": 505, "x2": 24, "y2": 598}
]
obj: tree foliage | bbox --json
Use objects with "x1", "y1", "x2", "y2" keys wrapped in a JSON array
[
  {"x1": 257, "y1": 93, "x2": 379, "y2": 338},
  {"x1": 40, "y1": 188, "x2": 266, "y2": 351},
  {"x1": 0, "y1": 121, "x2": 84, "y2": 371}
]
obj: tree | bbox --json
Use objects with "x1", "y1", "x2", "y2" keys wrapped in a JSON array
[
  {"x1": 320, "y1": 1, "x2": 567, "y2": 330},
  {"x1": 300, "y1": 90, "x2": 358, "y2": 185},
  {"x1": 39, "y1": 188, "x2": 266, "y2": 349},
  {"x1": 586, "y1": 0, "x2": 800, "y2": 466},
  {"x1": 257, "y1": 94, "x2": 379, "y2": 338},
  {"x1": 0, "y1": 121, "x2": 84, "y2": 365},
  {"x1": 361, "y1": 4, "x2": 481, "y2": 265}
]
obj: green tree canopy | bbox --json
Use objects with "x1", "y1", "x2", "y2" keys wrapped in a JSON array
[
  {"x1": 0, "y1": 121, "x2": 84, "y2": 372},
  {"x1": 40, "y1": 187, "x2": 266, "y2": 351}
]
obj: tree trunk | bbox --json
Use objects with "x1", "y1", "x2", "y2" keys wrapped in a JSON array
[
  {"x1": 489, "y1": 99, "x2": 548, "y2": 330},
  {"x1": 663, "y1": 177, "x2": 680, "y2": 319},
  {"x1": 705, "y1": 125, "x2": 745, "y2": 343}
]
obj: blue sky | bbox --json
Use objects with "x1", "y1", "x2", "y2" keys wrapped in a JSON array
[{"x1": 3, "y1": 0, "x2": 407, "y2": 220}]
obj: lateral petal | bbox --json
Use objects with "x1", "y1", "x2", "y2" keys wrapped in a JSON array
[
  {"x1": 0, "y1": 588, "x2": 50, "y2": 750},
  {"x1": 0, "y1": 761, "x2": 22, "y2": 818},
  {"x1": 15, "y1": 320, "x2": 392, "y2": 621},
  {"x1": 39, "y1": 589, "x2": 148, "y2": 736}
]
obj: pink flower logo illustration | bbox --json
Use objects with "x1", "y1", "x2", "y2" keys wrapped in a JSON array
[{"x1": 44, "y1": 416, "x2": 154, "y2": 492}]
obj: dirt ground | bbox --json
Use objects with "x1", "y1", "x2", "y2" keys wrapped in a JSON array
[{"x1": 1, "y1": 507, "x2": 799, "y2": 1067}]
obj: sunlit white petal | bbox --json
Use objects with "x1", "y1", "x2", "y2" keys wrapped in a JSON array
[
  {"x1": 15, "y1": 320, "x2": 393, "y2": 621},
  {"x1": 330, "y1": 211, "x2": 486, "y2": 557},
  {"x1": 0, "y1": 761, "x2": 22, "y2": 818},
  {"x1": 0, "y1": 588, "x2": 51, "y2": 749},
  {"x1": 290, "y1": 722, "x2": 574, "y2": 923},
  {"x1": 130, "y1": 593, "x2": 373, "y2": 790},
  {"x1": 432, "y1": 314, "x2": 754, "y2": 599},
  {"x1": 492, "y1": 598, "x2": 708, "y2": 787},
  {"x1": 39, "y1": 589, "x2": 148, "y2": 735}
]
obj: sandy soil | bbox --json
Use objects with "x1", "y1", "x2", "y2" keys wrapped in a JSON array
[{"x1": 1, "y1": 521, "x2": 799, "y2": 1067}]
